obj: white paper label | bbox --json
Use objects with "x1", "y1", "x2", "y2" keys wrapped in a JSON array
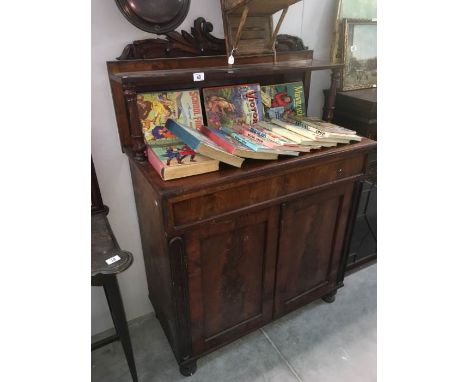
[
  {"x1": 105, "y1": 255, "x2": 121, "y2": 265},
  {"x1": 228, "y1": 54, "x2": 235, "y2": 65},
  {"x1": 193, "y1": 72, "x2": 204, "y2": 81}
]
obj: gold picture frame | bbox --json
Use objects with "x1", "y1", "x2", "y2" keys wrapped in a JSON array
[{"x1": 341, "y1": 18, "x2": 377, "y2": 91}]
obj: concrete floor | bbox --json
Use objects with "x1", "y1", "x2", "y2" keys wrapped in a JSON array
[{"x1": 92, "y1": 264, "x2": 376, "y2": 382}]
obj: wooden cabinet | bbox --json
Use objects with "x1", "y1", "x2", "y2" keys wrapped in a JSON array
[
  {"x1": 182, "y1": 182, "x2": 357, "y2": 356},
  {"x1": 107, "y1": 52, "x2": 377, "y2": 375},
  {"x1": 127, "y1": 141, "x2": 375, "y2": 375}
]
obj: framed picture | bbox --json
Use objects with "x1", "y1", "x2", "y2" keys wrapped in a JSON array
[
  {"x1": 341, "y1": 18, "x2": 377, "y2": 91},
  {"x1": 341, "y1": 0, "x2": 376, "y2": 19},
  {"x1": 329, "y1": 0, "x2": 377, "y2": 63}
]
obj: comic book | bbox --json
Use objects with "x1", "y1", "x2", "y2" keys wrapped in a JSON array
[
  {"x1": 166, "y1": 119, "x2": 244, "y2": 168},
  {"x1": 202, "y1": 84, "x2": 263, "y2": 129},
  {"x1": 270, "y1": 119, "x2": 342, "y2": 146},
  {"x1": 249, "y1": 124, "x2": 314, "y2": 152},
  {"x1": 198, "y1": 125, "x2": 278, "y2": 160},
  {"x1": 137, "y1": 89, "x2": 204, "y2": 146},
  {"x1": 260, "y1": 82, "x2": 306, "y2": 119},
  {"x1": 257, "y1": 120, "x2": 321, "y2": 146},
  {"x1": 147, "y1": 143, "x2": 219, "y2": 181},
  {"x1": 293, "y1": 116, "x2": 362, "y2": 141}
]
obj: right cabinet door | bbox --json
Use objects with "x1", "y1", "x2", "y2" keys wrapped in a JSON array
[{"x1": 274, "y1": 183, "x2": 355, "y2": 317}]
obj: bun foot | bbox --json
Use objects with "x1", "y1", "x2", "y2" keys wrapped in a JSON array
[
  {"x1": 322, "y1": 290, "x2": 337, "y2": 303},
  {"x1": 179, "y1": 361, "x2": 197, "y2": 377}
]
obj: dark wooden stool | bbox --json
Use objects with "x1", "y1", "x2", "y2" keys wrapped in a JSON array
[{"x1": 91, "y1": 159, "x2": 138, "y2": 382}]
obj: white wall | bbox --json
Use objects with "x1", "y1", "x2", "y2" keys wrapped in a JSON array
[
  {"x1": 91, "y1": 0, "x2": 336, "y2": 335},
  {"x1": 273, "y1": 0, "x2": 336, "y2": 116}
]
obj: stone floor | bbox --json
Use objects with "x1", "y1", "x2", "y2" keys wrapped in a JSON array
[{"x1": 92, "y1": 264, "x2": 376, "y2": 382}]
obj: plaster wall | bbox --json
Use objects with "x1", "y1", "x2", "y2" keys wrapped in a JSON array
[{"x1": 91, "y1": 0, "x2": 336, "y2": 335}]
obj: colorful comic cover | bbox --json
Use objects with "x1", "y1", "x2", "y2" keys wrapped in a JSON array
[
  {"x1": 150, "y1": 143, "x2": 201, "y2": 166},
  {"x1": 137, "y1": 89, "x2": 204, "y2": 146},
  {"x1": 147, "y1": 143, "x2": 219, "y2": 181},
  {"x1": 260, "y1": 82, "x2": 306, "y2": 119},
  {"x1": 203, "y1": 84, "x2": 263, "y2": 129}
]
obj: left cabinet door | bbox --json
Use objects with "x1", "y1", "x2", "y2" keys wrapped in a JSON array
[{"x1": 184, "y1": 206, "x2": 279, "y2": 356}]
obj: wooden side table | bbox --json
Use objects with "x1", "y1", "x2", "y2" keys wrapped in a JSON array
[
  {"x1": 323, "y1": 88, "x2": 377, "y2": 273},
  {"x1": 323, "y1": 88, "x2": 377, "y2": 140},
  {"x1": 91, "y1": 159, "x2": 138, "y2": 382}
]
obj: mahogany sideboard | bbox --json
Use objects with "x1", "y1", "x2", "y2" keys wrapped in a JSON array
[{"x1": 107, "y1": 52, "x2": 377, "y2": 375}]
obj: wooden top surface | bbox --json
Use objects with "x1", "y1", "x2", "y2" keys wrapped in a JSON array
[
  {"x1": 338, "y1": 88, "x2": 377, "y2": 103},
  {"x1": 110, "y1": 59, "x2": 343, "y2": 85},
  {"x1": 91, "y1": 213, "x2": 133, "y2": 276},
  {"x1": 128, "y1": 137, "x2": 377, "y2": 199}
]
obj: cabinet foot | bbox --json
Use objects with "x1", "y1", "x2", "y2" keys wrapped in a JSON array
[
  {"x1": 179, "y1": 361, "x2": 197, "y2": 377},
  {"x1": 322, "y1": 290, "x2": 337, "y2": 303}
]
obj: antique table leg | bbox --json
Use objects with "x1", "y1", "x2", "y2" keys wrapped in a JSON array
[
  {"x1": 322, "y1": 289, "x2": 337, "y2": 303},
  {"x1": 179, "y1": 360, "x2": 197, "y2": 377},
  {"x1": 103, "y1": 275, "x2": 138, "y2": 382}
]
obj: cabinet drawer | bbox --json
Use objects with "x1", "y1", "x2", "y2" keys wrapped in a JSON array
[{"x1": 170, "y1": 155, "x2": 365, "y2": 227}]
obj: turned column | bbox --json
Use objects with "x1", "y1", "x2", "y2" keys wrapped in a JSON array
[
  {"x1": 123, "y1": 86, "x2": 146, "y2": 162},
  {"x1": 322, "y1": 68, "x2": 341, "y2": 122}
]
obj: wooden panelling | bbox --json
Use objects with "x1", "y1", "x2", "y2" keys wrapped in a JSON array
[
  {"x1": 129, "y1": 161, "x2": 183, "y2": 359},
  {"x1": 107, "y1": 51, "x2": 314, "y2": 75},
  {"x1": 229, "y1": 16, "x2": 272, "y2": 54},
  {"x1": 171, "y1": 155, "x2": 364, "y2": 227},
  {"x1": 184, "y1": 207, "x2": 279, "y2": 355},
  {"x1": 274, "y1": 183, "x2": 354, "y2": 317}
]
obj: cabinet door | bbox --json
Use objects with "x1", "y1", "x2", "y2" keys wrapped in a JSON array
[
  {"x1": 274, "y1": 183, "x2": 354, "y2": 317},
  {"x1": 184, "y1": 207, "x2": 279, "y2": 355}
]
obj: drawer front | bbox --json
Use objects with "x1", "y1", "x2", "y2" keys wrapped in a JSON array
[{"x1": 170, "y1": 155, "x2": 365, "y2": 227}]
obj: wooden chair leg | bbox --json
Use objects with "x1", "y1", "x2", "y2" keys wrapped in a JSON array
[{"x1": 103, "y1": 275, "x2": 138, "y2": 382}]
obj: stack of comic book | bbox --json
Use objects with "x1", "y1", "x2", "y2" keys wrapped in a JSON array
[
  {"x1": 199, "y1": 81, "x2": 361, "y2": 154},
  {"x1": 137, "y1": 82, "x2": 362, "y2": 181},
  {"x1": 137, "y1": 90, "x2": 220, "y2": 181}
]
